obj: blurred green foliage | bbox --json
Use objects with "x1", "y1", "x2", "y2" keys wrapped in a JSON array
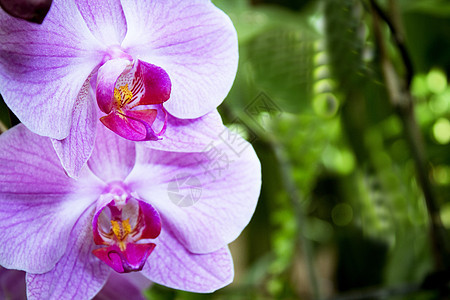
[{"x1": 212, "y1": 0, "x2": 448, "y2": 299}]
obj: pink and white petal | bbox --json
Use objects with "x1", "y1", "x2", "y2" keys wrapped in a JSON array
[
  {"x1": 26, "y1": 208, "x2": 111, "y2": 300},
  {"x1": 0, "y1": 125, "x2": 104, "y2": 273},
  {"x1": 0, "y1": 267, "x2": 26, "y2": 300},
  {"x1": 127, "y1": 133, "x2": 261, "y2": 253},
  {"x1": 88, "y1": 124, "x2": 136, "y2": 183},
  {"x1": 142, "y1": 228, "x2": 233, "y2": 293},
  {"x1": 94, "y1": 272, "x2": 150, "y2": 300},
  {"x1": 0, "y1": 1, "x2": 104, "y2": 139},
  {"x1": 144, "y1": 110, "x2": 226, "y2": 152},
  {"x1": 121, "y1": 0, "x2": 238, "y2": 118},
  {"x1": 75, "y1": 0, "x2": 127, "y2": 46},
  {"x1": 96, "y1": 58, "x2": 131, "y2": 113},
  {"x1": 51, "y1": 76, "x2": 97, "y2": 178}
]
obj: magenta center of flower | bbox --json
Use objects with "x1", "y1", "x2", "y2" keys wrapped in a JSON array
[
  {"x1": 92, "y1": 183, "x2": 161, "y2": 273},
  {"x1": 96, "y1": 57, "x2": 172, "y2": 142}
]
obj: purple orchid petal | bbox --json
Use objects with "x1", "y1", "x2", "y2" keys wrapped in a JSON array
[
  {"x1": 75, "y1": 0, "x2": 127, "y2": 46},
  {"x1": 0, "y1": 1, "x2": 104, "y2": 139},
  {"x1": 26, "y1": 208, "x2": 111, "y2": 300},
  {"x1": 0, "y1": 0, "x2": 52, "y2": 24},
  {"x1": 0, "y1": 267, "x2": 26, "y2": 300},
  {"x1": 120, "y1": 0, "x2": 238, "y2": 118},
  {"x1": 51, "y1": 75, "x2": 97, "y2": 178},
  {"x1": 94, "y1": 272, "x2": 150, "y2": 300},
  {"x1": 87, "y1": 124, "x2": 136, "y2": 182},
  {"x1": 141, "y1": 228, "x2": 233, "y2": 293},
  {"x1": 96, "y1": 58, "x2": 131, "y2": 114},
  {"x1": 145, "y1": 110, "x2": 226, "y2": 152},
  {"x1": 127, "y1": 132, "x2": 261, "y2": 254},
  {"x1": 0, "y1": 125, "x2": 104, "y2": 273}
]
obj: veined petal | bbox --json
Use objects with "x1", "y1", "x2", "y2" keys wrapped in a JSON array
[
  {"x1": 75, "y1": 0, "x2": 127, "y2": 46},
  {"x1": 0, "y1": 0, "x2": 104, "y2": 139},
  {"x1": 141, "y1": 229, "x2": 234, "y2": 293},
  {"x1": 51, "y1": 74, "x2": 97, "y2": 178},
  {"x1": 126, "y1": 132, "x2": 261, "y2": 253},
  {"x1": 121, "y1": 0, "x2": 238, "y2": 118},
  {"x1": 26, "y1": 208, "x2": 111, "y2": 300},
  {"x1": 144, "y1": 110, "x2": 226, "y2": 152},
  {"x1": 88, "y1": 124, "x2": 136, "y2": 183},
  {"x1": 0, "y1": 125, "x2": 104, "y2": 273}
]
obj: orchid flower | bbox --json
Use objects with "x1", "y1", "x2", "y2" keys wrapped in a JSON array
[
  {"x1": 0, "y1": 0, "x2": 238, "y2": 176},
  {"x1": 0, "y1": 124, "x2": 261, "y2": 299},
  {"x1": 0, "y1": 267, "x2": 151, "y2": 300}
]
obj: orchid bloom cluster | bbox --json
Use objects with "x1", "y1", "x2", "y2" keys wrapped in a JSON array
[{"x1": 0, "y1": 0, "x2": 262, "y2": 299}]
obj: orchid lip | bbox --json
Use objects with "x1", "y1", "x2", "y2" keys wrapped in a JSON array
[
  {"x1": 96, "y1": 59, "x2": 172, "y2": 142},
  {"x1": 92, "y1": 183, "x2": 162, "y2": 273}
]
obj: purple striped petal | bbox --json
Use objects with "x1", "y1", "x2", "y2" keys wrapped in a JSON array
[
  {"x1": 141, "y1": 228, "x2": 233, "y2": 293},
  {"x1": 75, "y1": 0, "x2": 127, "y2": 46},
  {"x1": 121, "y1": 0, "x2": 238, "y2": 118},
  {"x1": 87, "y1": 124, "x2": 136, "y2": 182},
  {"x1": 126, "y1": 133, "x2": 261, "y2": 254},
  {"x1": 0, "y1": 1, "x2": 104, "y2": 139},
  {"x1": 26, "y1": 208, "x2": 111, "y2": 300},
  {"x1": 51, "y1": 75, "x2": 97, "y2": 178},
  {"x1": 145, "y1": 110, "x2": 226, "y2": 152},
  {"x1": 0, "y1": 125, "x2": 103, "y2": 273}
]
